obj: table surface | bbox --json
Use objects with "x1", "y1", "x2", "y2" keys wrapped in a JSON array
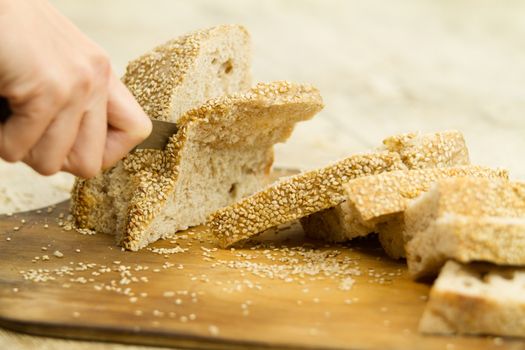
[{"x1": 1, "y1": 0, "x2": 524, "y2": 349}]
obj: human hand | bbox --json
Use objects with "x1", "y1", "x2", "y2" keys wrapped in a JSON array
[{"x1": 0, "y1": 0, "x2": 152, "y2": 178}]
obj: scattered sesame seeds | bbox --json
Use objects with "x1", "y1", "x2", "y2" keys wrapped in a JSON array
[{"x1": 208, "y1": 325, "x2": 220, "y2": 336}]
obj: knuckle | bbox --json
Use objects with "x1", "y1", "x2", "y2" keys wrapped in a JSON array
[
  {"x1": 90, "y1": 52, "x2": 111, "y2": 83},
  {"x1": 47, "y1": 81, "x2": 69, "y2": 106},
  {"x1": 72, "y1": 65, "x2": 95, "y2": 95}
]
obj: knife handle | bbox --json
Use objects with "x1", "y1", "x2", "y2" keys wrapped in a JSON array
[{"x1": 0, "y1": 97, "x2": 11, "y2": 123}]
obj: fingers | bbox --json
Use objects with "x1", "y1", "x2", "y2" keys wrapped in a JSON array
[
  {"x1": 61, "y1": 96, "x2": 107, "y2": 178},
  {"x1": 22, "y1": 100, "x2": 84, "y2": 176},
  {"x1": 0, "y1": 94, "x2": 64, "y2": 163},
  {"x1": 103, "y1": 74, "x2": 151, "y2": 169}
]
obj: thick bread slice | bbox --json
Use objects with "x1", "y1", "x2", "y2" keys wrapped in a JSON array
[
  {"x1": 345, "y1": 166, "x2": 508, "y2": 259},
  {"x1": 73, "y1": 82, "x2": 323, "y2": 251},
  {"x1": 71, "y1": 25, "x2": 252, "y2": 248},
  {"x1": 405, "y1": 177, "x2": 525, "y2": 278},
  {"x1": 419, "y1": 260, "x2": 525, "y2": 337},
  {"x1": 301, "y1": 131, "x2": 470, "y2": 243},
  {"x1": 208, "y1": 152, "x2": 408, "y2": 248},
  {"x1": 124, "y1": 24, "x2": 252, "y2": 122}
]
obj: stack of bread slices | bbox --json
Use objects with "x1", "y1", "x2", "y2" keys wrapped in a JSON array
[
  {"x1": 208, "y1": 130, "x2": 525, "y2": 338},
  {"x1": 71, "y1": 25, "x2": 324, "y2": 251},
  {"x1": 70, "y1": 25, "x2": 524, "y2": 339}
]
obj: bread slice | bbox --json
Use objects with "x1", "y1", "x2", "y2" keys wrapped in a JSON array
[
  {"x1": 123, "y1": 24, "x2": 252, "y2": 122},
  {"x1": 72, "y1": 81, "x2": 323, "y2": 251},
  {"x1": 346, "y1": 166, "x2": 508, "y2": 259},
  {"x1": 419, "y1": 260, "x2": 525, "y2": 337},
  {"x1": 405, "y1": 177, "x2": 525, "y2": 278},
  {"x1": 71, "y1": 25, "x2": 254, "y2": 250},
  {"x1": 301, "y1": 131, "x2": 470, "y2": 244},
  {"x1": 208, "y1": 152, "x2": 408, "y2": 248}
]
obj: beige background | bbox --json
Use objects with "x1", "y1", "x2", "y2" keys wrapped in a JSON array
[{"x1": 1, "y1": 0, "x2": 524, "y2": 349}]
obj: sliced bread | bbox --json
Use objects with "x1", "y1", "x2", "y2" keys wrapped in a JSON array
[
  {"x1": 73, "y1": 81, "x2": 323, "y2": 251},
  {"x1": 346, "y1": 166, "x2": 508, "y2": 259},
  {"x1": 123, "y1": 24, "x2": 252, "y2": 122},
  {"x1": 301, "y1": 131, "x2": 470, "y2": 244},
  {"x1": 419, "y1": 260, "x2": 525, "y2": 337},
  {"x1": 208, "y1": 152, "x2": 407, "y2": 248},
  {"x1": 405, "y1": 177, "x2": 525, "y2": 278}
]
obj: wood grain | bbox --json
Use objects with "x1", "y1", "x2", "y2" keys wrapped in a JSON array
[{"x1": 1, "y1": 199, "x2": 522, "y2": 349}]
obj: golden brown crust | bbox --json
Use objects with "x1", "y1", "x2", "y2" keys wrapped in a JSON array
[
  {"x1": 381, "y1": 130, "x2": 470, "y2": 169},
  {"x1": 71, "y1": 81, "x2": 323, "y2": 251},
  {"x1": 344, "y1": 166, "x2": 509, "y2": 222},
  {"x1": 208, "y1": 152, "x2": 407, "y2": 248},
  {"x1": 123, "y1": 25, "x2": 250, "y2": 121}
]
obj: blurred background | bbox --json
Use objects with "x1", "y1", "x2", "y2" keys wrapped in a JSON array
[{"x1": 1, "y1": 0, "x2": 525, "y2": 213}]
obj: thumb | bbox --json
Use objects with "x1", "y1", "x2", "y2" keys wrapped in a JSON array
[{"x1": 103, "y1": 73, "x2": 152, "y2": 168}]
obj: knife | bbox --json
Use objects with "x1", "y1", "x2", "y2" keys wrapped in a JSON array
[{"x1": 0, "y1": 96, "x2": 177, "y2": 150}]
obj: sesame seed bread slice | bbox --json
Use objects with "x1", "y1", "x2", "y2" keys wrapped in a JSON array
[
  {"x1": 419, "y1": 260, "x2": 525, "y2": 337},
  {"x1": 74, "y1": 82, "x2": 323, "y2": 251},
  {"x1": 208, "y1": 152, "x2": 408, "y2": 248},
  {"x1": 344, "y1": 166, "x2": 508, "y2": 259},
  {"x1": 405, "y1": 177, "x2": 525, "y2": 278},
  {"x1": 71, "y1": 25, "x2": 252, "y2": 247},
  {"x1": 124, "y1": 24, "x2": 252, "y2": 122},
  {"x1": 301, "y1": 131, "x2": 470, "y2": 244}
]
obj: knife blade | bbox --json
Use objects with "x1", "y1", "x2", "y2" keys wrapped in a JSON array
[
  {"x1": 0, "y1": 96, "x2": 177, "y2": 150},
  {"x1": 133, "y1": 119, "x2": 178, "y2": 150}
]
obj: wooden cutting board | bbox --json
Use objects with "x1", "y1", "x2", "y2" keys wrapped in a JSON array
[{"x1": 0, "y1": 183, "x2": 522, "y2": 349}]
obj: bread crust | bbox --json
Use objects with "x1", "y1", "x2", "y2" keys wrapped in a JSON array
[
  {"x1": 406, "y1": 178, "x2": 525, "y2": 278},
  {"x1": 301, "y1": 131, "x2": 471, "y2": 248},
  {"x1": 208, "y1": 151, "x2": 407, "y2": 248}
]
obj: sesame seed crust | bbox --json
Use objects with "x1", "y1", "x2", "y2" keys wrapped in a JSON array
[
  {"x1": 381, "y1": 130, "x2": 470, "y2": 169},
  {"x1": 408, "y1": 215, "x2": 525, "y2": 279},
  {"x1": 208, "y1": 151, "x2": 407, "y2": 248},
  {"x1": 344, "y1": 166, "x2": 509, "y2": 223},
  {"x1": 72, "y1": 81, "x2": 324, "y2": 251},
  {"x1": 301, "y1": 130, "x2": 471, "y2": 243},
  {"x1": 123, "y1": 24, "x2": 250, "y2": 121},
  {"x1": 406, "y1": 177, "x2": 525, "y2": 278}
]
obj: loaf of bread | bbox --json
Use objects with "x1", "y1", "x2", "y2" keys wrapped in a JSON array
[
  {"x1": 301, "y1": 131, "x2": 470, "y2": 246},
  {"x1": 71, "y1": 26, "x2": 323, "y2": 250},
  {"x1": 419, "y1": 260, "x2": 525, "y2": 337},
  {"x1": 208, "y1": 152, "x2": 407, "y2": 248},
  {"x1": 405, "y1": 177, "x2": 525, "y2": 278}
]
